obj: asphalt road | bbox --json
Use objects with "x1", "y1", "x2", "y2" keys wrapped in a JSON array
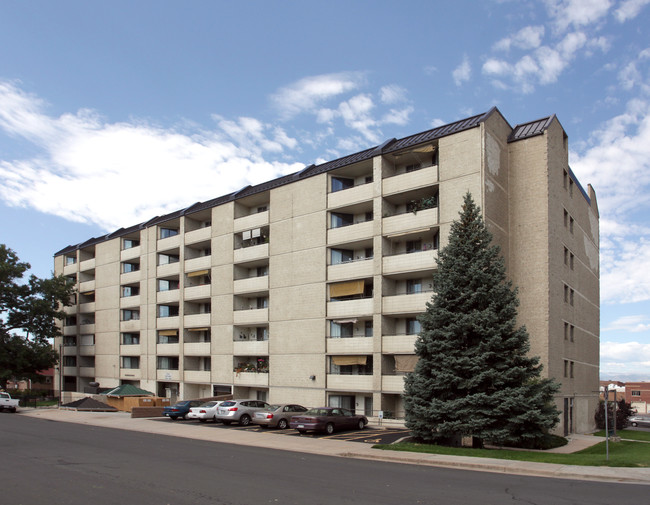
[{"x1": 2, "y1": 414, "x2": 648, "y2": 505}]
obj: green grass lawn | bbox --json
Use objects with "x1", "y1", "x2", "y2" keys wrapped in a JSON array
[
  {"x1": 374, "y1": 439, "x2": 650, "y2": 467},
  {"x1": 592, "y1": 429, "x2": 650, "y2": 442}
]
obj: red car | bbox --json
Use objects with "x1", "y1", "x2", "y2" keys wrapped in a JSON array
[{"x1": 290, "y1": 407, "x2": 367, "y2": 434}]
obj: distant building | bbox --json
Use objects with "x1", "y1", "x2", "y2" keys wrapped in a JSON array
[
  {"x1": 625, "y1": 382, "x2": 650, "y2": 414},
  {"x1": 6, "y1": 368, "x2": 55, "y2": 393},
  {"x1": 53, "y1": 107, "x2": 600, "y2": 435}
]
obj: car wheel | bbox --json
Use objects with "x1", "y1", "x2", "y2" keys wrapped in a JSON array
[
  {"x1": 277, "y1": 418, "x2": 289, "y2": 430},
  {"x1": 182, "y1": 413, "x2": 188, "y2": 420},
  {"x1": 632, "y1": 422, "x2": 638, "y2": 427},
  {"x1": 357, "y1": 419, "x2": 365, "y2": 430},
  {"x1": 213, "y1": 415, "x2": 218, "y2": 423},
  {"x1": 222, "y1": 420, "x2": 232, "y2": 425},
  {"x1": 239, "y1": 414, "x2": 251, "y2": 426},
  {"x1": 170, "y1": 416, "x2": 178, "y2": 421},
  {"x1": 297, "y1": 429, "x2": 306, "y2": 434},
  {"x1": 199, "y1": 419, "x2": 207, "y2": 423},
  {"x1": 325, "y1": 423, "x2": 334, "y2": 435}
]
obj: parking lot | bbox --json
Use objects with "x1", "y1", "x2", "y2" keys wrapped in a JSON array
[{"x1": 153, "y1": 417, "x2": 412, "y2": 444}]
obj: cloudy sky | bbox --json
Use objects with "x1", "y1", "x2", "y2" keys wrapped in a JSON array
[{"x1": 1, "y1": 1, "x2": 649, "y2": 380}]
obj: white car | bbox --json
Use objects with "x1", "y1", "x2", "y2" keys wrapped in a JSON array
[{"x1": 187, "y1": 401, "x2": 223, "y2": 423}]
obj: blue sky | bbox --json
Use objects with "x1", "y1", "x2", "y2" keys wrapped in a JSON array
[{"x1": 1, "y1": 1, "x2": 649, "y2": 380}]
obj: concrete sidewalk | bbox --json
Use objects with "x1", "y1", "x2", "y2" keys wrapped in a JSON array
[{"x1": 18, "y1": 408, "x2": 650, "y2": 485}]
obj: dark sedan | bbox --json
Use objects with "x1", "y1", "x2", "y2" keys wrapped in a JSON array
[
  {"x1": 162, "y1": 400, "x2": 204, "y2": 420},
  {"x1": 290, "y1": 407, "x2": 367, "y2": 434}
]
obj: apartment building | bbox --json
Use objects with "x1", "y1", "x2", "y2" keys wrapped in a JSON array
[{"x1": 54, "y1": 107, "x2": 600, "y2": 435}]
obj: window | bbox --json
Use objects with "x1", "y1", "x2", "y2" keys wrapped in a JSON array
[
  {"x1": 570, "y1": 361, "x2": 574, "y2": 378},
  {"x1": 406, "y1": 318, "x2": 421, "y2": 335},
  {"x1": 331, "y1": 248, "x2": 353, "y2": 265},
  {"x1": 122, "y1": 262, "x2": 139, "y2": 273},
  {"x1": 122, "y1": 309, "x2": 139, "y2": 321},
  {"x1": 256, "y1": 265, "x2": 269, "y2": 277},
  {"x1": 158, "y1": 305, "x2": 179, "y2": 318},
  {"x1": 563, "y1": 170, "x2": 568, "y2": 189},
  {"x1": 569, "y1": 178, "x2": 574, "y2": 197},
  {"x1": 257, "y1": 205, "x2": 268, "y2": 213},
  {"x1": 160, "y1": 227, "x2": 179, "y2": 239},
  {"x1": 158, "y1": 279, "x2": 179, "y2": 291},
  {"x1": 569, "y1": 216, "x2": 574, "y2": 234},
  {"x1": 405, "y1": 163, "x2": 421, "y2": 173},
  {"x1": 365, "y1": 211, "x2": 373, "y2": 222},
  {"x1": 158, "y1": 253, "x2": 179, "y2": 265},
  {"x1": 63, "y1": 336, "x2": 77, "y2": 346},
  {"x1": 123, "y1": 238, "x2": 139, "y2": 249},
  {"x1": 80, "y1": 334, "x2": 94, "y2": 346},
  {"x1": 631, "y1": 390, "x2": 641, "y2": 397},
  {"x1": 157, "y1": 332, "x2": 179, "y2": 344},
  {"x1": 256, "y1": 327, "x2": 268, "y2": 341},
  {"x1": 564, "y1": 247, "x2": 568, "y2": 265},
  {"x1": 330, "y1": 321, "x2": 353, "y2": 338},
  {"x1": 65, "y1": 255, "x2": 76, "y2": 265},
  {"x1": 406, "y1": 240, "x2": 422, "y2": 253},
  {"x1": 365, "y1": 248, "x2": 374, "y2": 259},
  {"x1": 564, "y1": 322, "x2": 569, "y2": 340},
  {"x1": 407, "y1": 279, "x2": 422, "y2": 294},
  {"x1": 570, "y1": 325, "x2": 575, "y2": 342},
  {"x1": 564, "y1": 209, "x2": 568, "y2": 228},
  {"x1": 121, "y1": 333, "x2": 140, "y2": 345},
  {"x1": 121, "y1": 285, "x2": 139, "y2": 297},
  {"x1": 564, "y1": 284, "x2": 574, "y2": 305},
  {"x1": 564, "y1": 359, "x2": 568, "y2": 377},
  {"x1": 157, "y1": 356, "x2": 179, "y2": 370},
  {"x1": 256, "y1": 297, "x2": 268, "y2": 309},
  {"x1": 121, "y1": 356, "x2": 140, "y2": 369},
  {"x1": 570, "y1": 253, "x2": 574, "y2": 270},
  {"x1": 331, "y1": 212, "x2": 353, "y2": 228},
  {"x1": 63, "y1": 356, "x2": 77, "y2": 367},
  {"x1": 65, "y1": 316, "x2": 77, "y2": 326},
  {"x1": 365, "y1": 320, "x2": 373, "y2": 337},
  {"x1": 331, "y1": 176, "x2": 354, "y2": 192}
]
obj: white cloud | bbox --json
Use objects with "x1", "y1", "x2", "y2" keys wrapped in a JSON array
[
  {"x1": 270, "y1": 72, "x2": 365, "y2": 120},
  {"x1": 452, "y1": 56, "x2": 471, "y2": 86},
  {"x1": 603, "y1": 315, "x2": 650, "y2": 333},
  {"x1": 0, "y1": 81, "x2": 302, "y2": 231},
  {"x1": 544, "y1": 0, "x2": 613, "y2": 32},
  {"x1": 431, "y1": 118, "x2": 446, "y2": 128},
  {"x1": 600, "y1": 341, "x2": 650, "y2": 379},
  {"x1": 614, "y1": 0, "x2": 650, "y2": 22},
  {"x1": 493, "y1": 26, "x2": 545, "y2": 52},
  {"x1": 379, "y1": 85, "x2": 407, "y2": 104}
]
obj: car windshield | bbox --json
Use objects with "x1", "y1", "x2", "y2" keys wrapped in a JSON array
[
  {"x1": 305, "y1": 408, "x2": 330, "y2": 416},
  {"x1": 200, "y1": 401, "x2": 218, "y2": 407},
  {"x1": 268, "y1": 404, "x2": 282, "y2": 411},
  {"x1": 220, "y1": 401, "x2": 236, "y2": 407}
]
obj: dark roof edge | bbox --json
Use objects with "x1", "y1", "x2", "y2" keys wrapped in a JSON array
[{"x1": 568, "y1": 166, "x2": 591, "y2": 204}]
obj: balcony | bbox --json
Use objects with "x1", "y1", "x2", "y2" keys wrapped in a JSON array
[
  {"x1": 62, "y1": 346, "x2": 77, "y2": 356},
  {"x1": 234, "y1": 276, "x2": 268, "y2": 295},
  {"x1": 78, "y1": 280, "x2": 95, "y2": 293},
  {"x1": 63, "y1": 366, "x2": 77, "y2": 376},
  {"x1": 184, "y1": 313, "x2": 211, "y2": 328},
  {"x1": 79, "y1": 323, "x2": 95, "y2": 334},
  {"x1": 63, "y1": 326, "x2": 77, "y2": 336},
  {"x1": 157, "y1": 233, "x2": 181, "y2": 250},
  {"x1": 184, "y1": 284, "x2": 211, "y2": 300},
  {"x1": 184, "y1": 370, "x2": 211, "y2": 383},
  {"x1": 79, "y1": 302, "x2": 96, "y2": 313},
  {"x1": 382, "y1": 335, "x2": 418, "y2": 354},
  {"x1": 234, "y1": 243, "x2": 269, "y2": 264},
  {"x1": 327, "y1": 221, "x2": 374, "y2": 246},
  {"x1": 157, "y1": 262, "x2": 180, "y2": 278},
  {"x1": 326, "y1": 374, "x2": 373, "y2": 391},
  {"x1": 121, "y1": 245, "x2": 141, "y2": 261},
  {"x1": 383, "y1": 165, "x2": 438, "y2": 196},
  {"x1": 79, "y1": 345, "x2": 95, "y2": 356},
  {"x1": 233, "y1": 307, "x2": 268, "y2": 325},
  {"x1": 120, "y1": 344, "x2": 141, "y2": 356},
  {"x1": 63, "y1": 305, "x2": 77, "y2": 315},
  {"x1": 327, "y1": 337, "x2": 373, "y2": 354},
  {"x1": 79, "y1": 367, "x2": 95, "y2": 377},
  {"x1": 328, "y1": 183, "x2": 373, "y2": 209},
  {"x1": 327, "y1": 298, "x2": 373, "y2": 319},
  {"x1": 120, "y1": 295, "x2": 141, "y2": 308},
  {"x1": 234, "y1": 371, "x2": 269, "y2": 387},
  {"x1": 382, "y1": 292, "x2": 431, "y2": 315},
  {"x1": 233, "y1": 210, "x2": 269, "y2": 233},
  {"x1": 381, "y1": 374, "x2": 406, "y2": 393},
  {"x1": 327, "y1": 259, "x2": 373, "y2": 282},
  {"x1": 79, "y1": 258, "x2": 96, "y2": 271},
  {"x1": 120, "y1": 319, "x2": 141, "y2": 331},
  {"x1": 156, "y1": 315, "x2": 179, "y2": 329},
  {"x1": 233, "y1": 340, "x2": 269, "y2": 355},
  {"x1": 120, "y1": 369, "x2": 142, "y2": 380},
  {"x1": 157, "y1": 370, "x2": 180, "y2": 381},
  {"x1": 157, "y1": 343, "x2": 180, "y2": 355},
  {"x1": 382, "y1": 250, "x2": 437, "y2": 276},
  {"x1": 157, "y1": 290, "x2": 179, "y2": 304},
  {"x1": 120, "y1": 270, "x2": 141, "y2": 284},
  {"x1": 185, "y1": 255, "x2": 211, "y2": 273},
  {"x1": 383, "y1": 207, "x2": 438, "y2": 236},
  {"x1": 183, "y1": 342, "x2": 211, "y2": 356},
  {"x1": 185, "y1": 226, "x2": 211, "y2": 244}
]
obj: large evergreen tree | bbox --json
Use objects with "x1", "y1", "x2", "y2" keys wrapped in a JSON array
[
  {"x1": 403, "y1": 193, "x2": 559, "y2": 446},
  {"x1": 0, "y1": 244, "x2": 74, "y2": 389}
]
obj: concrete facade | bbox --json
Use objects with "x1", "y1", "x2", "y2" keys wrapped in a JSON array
[{"x1": 54, "y1": 108, "x2": 600, "y2": 435}]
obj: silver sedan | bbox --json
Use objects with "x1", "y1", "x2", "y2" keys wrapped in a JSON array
[{"x1": 252, "y1": 404, "x2": 309, "y2": 429}]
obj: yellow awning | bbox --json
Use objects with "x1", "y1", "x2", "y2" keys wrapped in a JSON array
[
  {"x1": 329, "y1": 280, "x2": 364, "y2": 298},
  {"x1": 187, "y1": 327, "x2": 210, "y2": 332},
  {"x1": 332, "y1": 355, "x2": 367, "y2": 366},
  {"x1": 81, "y1": 291, "x2": 95, "y2": 296},
  {"x1": 394, "y1": 355, "x2": 418, "y2": 373},
  {"x1": 158, "y1": 329, "x2": 178, "y2": 336},
  {"x1": 187, "y1": 269, "x2": 210, "y2": 277}
]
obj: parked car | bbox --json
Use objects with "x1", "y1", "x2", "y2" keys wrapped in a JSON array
[
  {"x1": 214, "y1": 399, "x2": 270, "y2": 426},
  {"x1": 252, "y1": 404, "x2": 309, "y2": 429},
  {"x1": 0, "y1": 392, "x2": 19, "y2": 412},
  {"x1": 290, "y1": 407, "x2": 368, "y2": 434},
  {"x1": 187, "y1": 401, "x2": 223, "y2": 422},
  {"x1": 163, "y1": 400, "x2": 204, "y2": 420},
  {"x1": 628, "y1": 416, "x2": 650, "y2": 428}
]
